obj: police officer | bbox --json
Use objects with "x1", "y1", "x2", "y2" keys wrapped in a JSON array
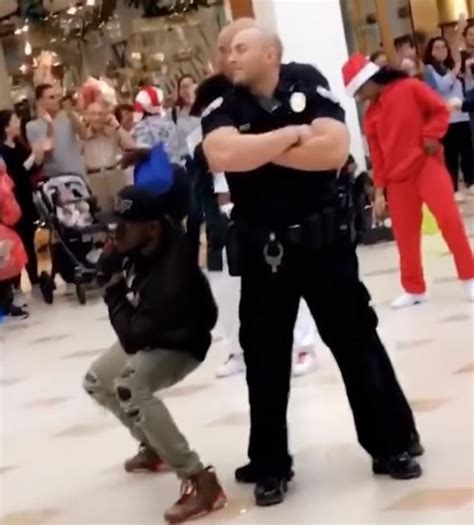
[{"x1": 202, "y1": 27, "x2": 423, "y2": 507}]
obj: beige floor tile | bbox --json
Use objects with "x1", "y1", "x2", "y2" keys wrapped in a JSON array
[
  {"x1": 386, "y1": 488, "x2": 474, "y2": 511},
  {"x1": 409, "y1": 398, "x2": 451, "y2": 412}
]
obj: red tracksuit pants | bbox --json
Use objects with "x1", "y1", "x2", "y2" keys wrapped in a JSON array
[{"x1": 387, "y1": 157, "x2": 474, "y2": 294}]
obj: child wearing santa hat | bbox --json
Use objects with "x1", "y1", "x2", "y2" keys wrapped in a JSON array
[{"x1": 342, "y1": 53, "x2": 474, "y2": 308}]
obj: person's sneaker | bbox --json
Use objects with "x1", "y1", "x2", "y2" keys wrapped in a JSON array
[
  {"x1": 215, "y1": 353, "x2": 246, "y2": 379},
  {"x1": 12, "y1": 291, "x2": 28, "y2": 308},
  {"x1": 164, "y1": 467, "x2": 227, "y2": 524},
  {"x1": 391, "y1": 293, "x2": 427, "y2": 309},
  {"x1": 372, "y1": 452, "x2": 422, "y2": 480},
  {"x1": 235, "y1": 462, "x2": 294, "y2": 484},
  {"x1": 6, "y1": 305, "x2": 29, "y2": 320},
  {"x1": 255, "y1": 477, "x2": 288, "y2": 507},
  {"x1": 463, "y1": 278, "x2": 474, "y2": 303},
  {"x1": 292, "y1": 351, "x2": 316, "y2": 377},
  {"x1": 454, "y1": 191, "x2": 466, "y2": 203},
  {"x1": 124, "y1": 444, "x2": 169, "y2": 473}
]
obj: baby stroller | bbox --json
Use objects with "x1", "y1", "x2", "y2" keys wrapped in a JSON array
[{"x1": 33, "y1": 173, "x2": 111, "y2": 305}]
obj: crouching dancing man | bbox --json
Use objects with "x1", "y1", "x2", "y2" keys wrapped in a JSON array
[{"x1": 83, "y1": 186, "x2": 226, "y2": 524}]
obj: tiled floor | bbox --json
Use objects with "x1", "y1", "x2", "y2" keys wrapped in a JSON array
[{"x1": 1, "y1": 211, "x2": 473, "y2": 525}]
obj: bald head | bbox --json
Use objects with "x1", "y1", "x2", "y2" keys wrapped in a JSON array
[
  {"x1": 232, "y1": 27, "x2": 283, "y2": 62},
  {"x1": 215, "y1": 18, "x2": 257, "y2": 78},
  {"x1": 228, "y1": 27, "x2": 283, "y2": 89}
]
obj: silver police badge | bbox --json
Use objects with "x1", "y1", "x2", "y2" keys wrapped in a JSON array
[{"x1": 289, "y1": 92, "x2": 306, "y2": 113}]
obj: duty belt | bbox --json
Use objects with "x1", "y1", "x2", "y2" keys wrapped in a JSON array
[{"x1": 236, "y1": 208, "x2": 353, "y2": 274}]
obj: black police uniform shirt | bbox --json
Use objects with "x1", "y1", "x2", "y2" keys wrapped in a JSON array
[{"x1": 201, "y1": 63, "x2": 346, "y2": 227}]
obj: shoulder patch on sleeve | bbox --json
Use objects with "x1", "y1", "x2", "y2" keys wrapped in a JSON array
[
  {"x1": 316, "y1": 86, "x2": 340, "y2": 105},
  {"x1": 202, "y1": 97, "x2": 224, "y2": 118}
]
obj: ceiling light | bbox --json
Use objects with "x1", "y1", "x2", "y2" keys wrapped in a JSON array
[{"x1": 25, "y1": 41, "x2": 32, "y2": 56}]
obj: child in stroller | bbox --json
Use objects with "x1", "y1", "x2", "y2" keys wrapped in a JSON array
[{"x1": 34, "y1": 174, "x2": 110, "y2": 304}]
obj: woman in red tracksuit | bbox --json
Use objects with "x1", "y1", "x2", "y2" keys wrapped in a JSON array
[{"x1": 342, "y1": 54, "x2": 474, "y2": 308}]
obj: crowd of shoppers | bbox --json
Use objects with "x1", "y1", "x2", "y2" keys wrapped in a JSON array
[
  {"x1": 0, "y1": 72, "x2": 233, "y2": 319},
  {"x1": 369, "y1": 20, "x2": 474, "y2": 204}
]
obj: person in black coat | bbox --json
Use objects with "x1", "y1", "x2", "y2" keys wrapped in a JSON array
[{"x1": 0, "y1": 109, "x2": 43, "y2": 294}]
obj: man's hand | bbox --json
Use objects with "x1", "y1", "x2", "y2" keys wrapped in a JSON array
[
  {"x1": 105, "y1": 273, "x2": 125, "y2": 289},
  {"x1": 38, "y1": 107, "x2": 52, "y2": 124},
  {"x1": 447, "y1": 97, "x2": 463, "y2": 112},
  {"x1": 423, "y1": 138, "x2": 440, "y2": 156},
  {"x1": 373, "y1": 190, "x2": 386, "y2": 219},
  {"x1": 62, "y1": 97, "x2": 74, "y2": 115},
  {"x1": 295, "y1": 124, "x2": 314, "y2": 144},
  {"x1": 121, "y1": 148, "x2": 150, "y2": 169},
  {"x1": 31, "y1": 142, "x2": 45, "y2": 164},
  {"x1": 106, "y1": 113, "x2": 121, "y2": 130},
  {"x1": 97, "y1": 243, "x2": 124, "y2": 287},
  {"x1": 217, "y1": 192, "x2": 231, "y2": 207}
]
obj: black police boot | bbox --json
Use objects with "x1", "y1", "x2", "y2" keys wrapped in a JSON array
[
  {"x1": 235, "y1": 463, "x2": 294, "y2": 484},
  {"x1": 372, "y1": 452, "x2": 422, "y2": 480},
  {"x1": 255, "y1": 477, "x2": 288, "y2": 507}
]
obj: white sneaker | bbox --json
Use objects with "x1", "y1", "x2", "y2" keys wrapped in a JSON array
[
  {"x1": 454, "y1": 191, "x2": 465, "y2": 203},
  {"x1": 391, "y1": 293, "x2": 427, "y2": 309},
  {"x1": 463, "y1": 279, "x2": 474, "y2": 302},
  {"x1": 215, "y1": 353, "x2": 246, "y2": 379},
  {"x1": 292, "y1": 351, "x2": 316, "y2": 377},
  {"x1": 12, "y1": 291, "x2": 27, "y2": 308}
]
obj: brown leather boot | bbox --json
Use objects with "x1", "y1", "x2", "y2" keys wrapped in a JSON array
[
  {"x1": 164, "y1": 467, "x2": 227, "y2": 524},
  {"x1": 124, "y1": 444, "x2": 169, "y2": 473}
]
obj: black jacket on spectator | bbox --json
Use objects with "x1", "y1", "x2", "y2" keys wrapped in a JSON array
[
  {"x1": 462, "y1": 90, "x2": 474, "y2": 113},
  {"x1": 104, "y1": 227, "x2": 217, "y2": 360}
]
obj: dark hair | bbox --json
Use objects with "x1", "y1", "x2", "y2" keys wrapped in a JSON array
[
  {"x1": 115, "y1": 103, "x2": 134, "y2": 123},
  {"x1": 394, "y1": 34, "x2": 415, "y2": 50},
  {"x1": 0, "y1": 109, "x2": 15, "y2": 142},
  {"x1": 464, "y1": 22, "x2": 474, "y2": 37},
  {"x1": 423, "y1": 37, "x2": 455, "y2": 71},
  {"x1": 370, "y1": 66, "x2": 409, "y2": 86},
  {"x1": 370, "y1": 50, "x2": 386, "y2": 62},
  {"x1": 175, "y1": 74, "x2": 195, "y2": 109},
  {"x1": 35, "y1": 83, "x2": 54, "y2": 100}
]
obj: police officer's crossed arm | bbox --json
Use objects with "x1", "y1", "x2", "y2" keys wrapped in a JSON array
[
  {"x1": 273, "y1": 118, "x2": 349, "y2": 171},
  {"x1": 202, "y1": 71, "x2": 350, "y2": 173},
  {"x1": 203, "y1": 104, "x2": 301, "y2": 173},
  {"x1": 273, "y1": 70, "x2": 350, "y2": 171}
]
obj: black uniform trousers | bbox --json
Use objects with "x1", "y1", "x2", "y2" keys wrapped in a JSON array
[{"x1": 238, "y1": 233, "x2": 418, "y2": 477}]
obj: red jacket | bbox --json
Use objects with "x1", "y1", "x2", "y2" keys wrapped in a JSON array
[{"x1": 364, "y1": 78, "x2": 449, "y2": 189}]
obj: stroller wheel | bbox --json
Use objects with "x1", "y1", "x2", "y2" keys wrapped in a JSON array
[
  {"x1": 39, "y1": 272, "x2": 54, "y2": 305},
  {"x1": 76, "y1": 283, "x2": 87, "y2": 305}
]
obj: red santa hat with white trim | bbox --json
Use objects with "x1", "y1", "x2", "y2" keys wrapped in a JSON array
[
  {"x1": 134, "y1": 86, "x2": 165, "y2": 122},
  {"x1": 342, "y1": 53, "x2": 380, "y2": 97}
]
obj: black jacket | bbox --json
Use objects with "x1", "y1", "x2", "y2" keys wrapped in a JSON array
[
  {"x1": 462, "y1": 88, "x2": 474, "y2": 113},
  {"x1": 104, "y1": 228, "x2": 217, "y2": 361}
]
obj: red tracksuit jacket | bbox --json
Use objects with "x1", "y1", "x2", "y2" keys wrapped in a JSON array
[{"x1": 364, "y1": 78, "x2": 450, "y2": 189}]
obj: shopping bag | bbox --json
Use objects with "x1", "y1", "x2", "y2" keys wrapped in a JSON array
[{"x1": 0, "y1": 224, "x2": 27, "y2": 281}]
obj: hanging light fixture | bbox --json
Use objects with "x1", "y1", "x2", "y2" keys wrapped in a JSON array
[{"x1": 25, "y1": 41, "x2": 32, "y2": 56}]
